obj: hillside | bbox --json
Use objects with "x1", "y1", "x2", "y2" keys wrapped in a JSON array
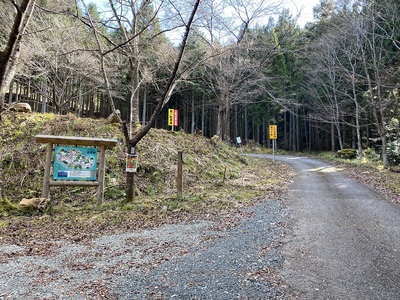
[{"x1": 0, "y1": 112, "x2": 293, "y2": 243}]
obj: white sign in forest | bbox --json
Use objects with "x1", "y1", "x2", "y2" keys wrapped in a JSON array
[{"x1": 53, "y1": 146, "x2": 97, "y2": 180}]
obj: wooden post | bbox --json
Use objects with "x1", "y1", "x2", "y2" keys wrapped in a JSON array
[
  {"x1": 97, "y1": 145, "x2": 106, "y2": 205},
  {"x1": 177, "y1": 150, "x2": 183, "y2": 195},
  {"x1": 41, "y1": 142, "x2": 53, "y2": 199}
]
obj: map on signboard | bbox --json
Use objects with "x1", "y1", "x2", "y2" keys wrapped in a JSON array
[{"x1": 53, "y1": 146, "x2": 97, "y2": 180}]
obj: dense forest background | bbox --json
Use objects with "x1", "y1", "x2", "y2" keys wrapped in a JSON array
[{"x1": 1, "y1": 0, "x2": 399, "y2": 167}]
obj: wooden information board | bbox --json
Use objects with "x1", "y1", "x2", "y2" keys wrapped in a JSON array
[{"x1": 35, "y1": 135, "x2": 118, "y2": 205}]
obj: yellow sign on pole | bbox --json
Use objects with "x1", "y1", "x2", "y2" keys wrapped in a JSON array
[
  {"x1": 269, "y1": 125, "x2": 277, "y2": 140},
  {"x1": 168, "y1": 109, "x2": 174, "y2": 126}
]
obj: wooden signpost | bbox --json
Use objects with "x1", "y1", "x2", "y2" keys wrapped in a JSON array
[{"x1": 35, "y1": 135, "x2": 118, "y2": 205}]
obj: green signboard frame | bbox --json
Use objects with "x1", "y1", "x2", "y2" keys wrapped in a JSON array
[{"x1": 53, "y1": 146, "x2": 97, "y2": 180}]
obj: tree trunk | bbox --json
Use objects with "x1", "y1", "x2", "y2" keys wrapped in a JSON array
[
  {"x1": 8, "y1": 78, "x2": 14, "y2": 104},
  {"x1": 290, "y1": 111, "x2": 295, "y2": 151},
  {"x1": 217, "y1": 106, "x2": 224, "y2": 138},
  {"x1": 83, "y1": 0, "x2": 201, "y2": 202},
  {"x1": 244, "y1": 106, "x2": 248, "y2": 141},
  {"x1": 224, "y1": 105, "x2": 230, "y2": 142},
  {"x1": 142, "y1": 86, "x2": 147, "y2": 126},
  {"x1": 191, "y1": 89, "x2": 195, "y2": 134},
  {"x1": 125, "y1": 142, "x2": 136, "y2": 203},
  {"x1": 234, "y1": 105, "x2": 238, "y2": 141},
  {"x1": 351, "y1": 72, "x2": 363, "y2": 158},
  {"x1": 331, "y1": 123, "x2": 336, "y2": 152},
  {"x1": 0, "y1": 0, "x2": 37, "y2": 110},
  {"x1": 129, "y1": 60, "x2": 141, "y2": 134},
  {"x1": 183, "y1": 98, "x2": 188, "y2": 132},
  {"x1": 284, "y1": 111, "x2": 288, "y2": 150},
  {"x1": 201, "y1": 96, "x2": 205, "y2": 135}
]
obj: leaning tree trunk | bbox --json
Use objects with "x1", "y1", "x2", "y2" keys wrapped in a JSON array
[
  {"x1": 216, "y1": 106, "x2": 225, "y2": 139},
  {"x1": 0, "y1": 0, "x2": 36, "y2": 197},
  {"x1": 0, "y1": 163, "x2": 3, "y2": 200},
  {"x1": 0, "y1": 0, "x2": 37, "y2": 112},
  {"x1": 354, "y1": 96, "x2": 363, "y2": 159}
]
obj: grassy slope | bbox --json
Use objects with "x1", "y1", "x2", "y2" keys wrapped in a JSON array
[{"x1": 0, "y1": 112, "x2": 293, "y2": 244}]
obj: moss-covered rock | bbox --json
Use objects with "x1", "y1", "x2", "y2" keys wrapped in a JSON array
[{"x1": 336, "y1": 148, "x2": 357, "y2": 160}]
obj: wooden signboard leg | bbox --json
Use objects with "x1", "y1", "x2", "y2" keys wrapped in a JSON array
[
  {"x1": 41, "y1": 142, "x2": 53, "y2": 199},
  {"x1": 97, "y1": 145, "x2": 106, "y2": 205}
]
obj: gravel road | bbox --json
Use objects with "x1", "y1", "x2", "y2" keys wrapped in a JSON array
[
  {"x1": 249, "y1": 155, "x2": 400, "y2": 300},
  {"x1": 0, "y1": 200, "x2": 289, "y2": 299},
  {"x1": 1, "y1": 155, "x2": 399, "y2": 299}
]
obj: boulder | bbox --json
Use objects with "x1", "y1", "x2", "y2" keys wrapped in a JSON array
[
  {"x1": 9, "y1": 102, "x2": 32, "y2": 113},
  {"x1": 19, "y1": 197, "x2": 49, "y2": 211},
  {"x1": 107, "y1": 109, "x2": 121, "y2": 124},
  {"x1": 210, "y1": 135, "x2": 220, "y2": 146}
]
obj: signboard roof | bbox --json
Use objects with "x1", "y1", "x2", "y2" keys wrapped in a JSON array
[{"x1": 35, "y1": 135, "x2": 118, "y2": 148}]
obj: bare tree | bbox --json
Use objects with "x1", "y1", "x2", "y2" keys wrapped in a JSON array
[
  {"x1": 20, "y1": 6, "x2": 103, "y2": 114},
  {"x1": 197, "y1": 0, "x2": 283, "y2": 141},
  {"x1": 307, "y1": 26, "x2": 351, "y2": 152},
  {"x1": 333, "y1": 13, "x2": 367, "y2": 158},
  {"x1": 0, "y1": 0, "x2": 37, "y2": 114},
  {"x1": 359, "y1": 11, "x2": 391, "y2": 167},
  {"x1": 0, "y1": 0, "x2": 37, "y2": 201},
  {"x1": 80, "y1": 0, "x2": 201, "y2": 202}
]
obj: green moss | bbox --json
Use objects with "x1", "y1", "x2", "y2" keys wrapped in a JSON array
[
  {"x1": 336, "y1": 148, "x2": 358, "y2": 159},
  {"x1": 0, "y1": 197, "x2": 18, "y2": 214},
  {"x1": 0, "y1": 220, "x2": 10, "y2": 229}
]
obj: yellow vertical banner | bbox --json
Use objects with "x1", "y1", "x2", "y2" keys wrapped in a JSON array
[
  {"x1": 168, "y1": 109, "x2": 174, "y2": 126},
  {"x1": 269, "y1": 125, "x2": 277, "y2": 140}
]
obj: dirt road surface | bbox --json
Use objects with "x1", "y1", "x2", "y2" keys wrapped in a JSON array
[{"x1": 256, "y1": 155, "x2": 400, "y2": 300}]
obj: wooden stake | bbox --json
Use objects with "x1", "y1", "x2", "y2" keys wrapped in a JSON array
[
  {"x1": 177, "y1": 150, "x2": 183, "y2": 195},
  {"x1": 41, "y1": 142, "x2": 53, "y2": 199},
  {"x1": 97, "y1": 145, "x2": 106, "y2": 205}
]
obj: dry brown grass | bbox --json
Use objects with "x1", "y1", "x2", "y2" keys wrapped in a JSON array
[{"x1": 0, "y1": 112, "x2": 295, "y2": 244}]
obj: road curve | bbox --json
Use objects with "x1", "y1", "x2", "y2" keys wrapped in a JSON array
[{"x1": 249, "y1": 155, "x2": 400, "y2": 299}]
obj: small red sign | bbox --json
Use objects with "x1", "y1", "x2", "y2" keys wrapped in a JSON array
[{"x1": 174, "y1": 109, "x2": 178, "y2": 127}]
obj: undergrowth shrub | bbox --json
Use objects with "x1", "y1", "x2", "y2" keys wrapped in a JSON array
[
  {"x1": 387, "y1": 141, "x2": 400, "y2": 166},
  {"x1": 363, "y1": 148, "x2": 380, "y2": 162},
  {"x1": 336, "y1": 148, "x2": 357, "y2": 159}
]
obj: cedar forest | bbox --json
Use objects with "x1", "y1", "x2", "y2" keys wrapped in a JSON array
[{"x1": 0, "y1": 0, "x2": 399, "y2": 169}]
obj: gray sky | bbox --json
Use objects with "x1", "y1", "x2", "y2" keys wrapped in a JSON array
[{"x1": 284, "y1": 0, "x2": 319, "y2": 26}]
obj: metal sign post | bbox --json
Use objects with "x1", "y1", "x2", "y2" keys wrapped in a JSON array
[
  {"x1": 269, "y1": 125, "x2": 277, "y2": 163},
  {"x1": 236, "y1": 136, "x2": 242, "y2": 153},
  {"x1": 272, "y1": 140, "x2": 276, "y2": 163}
]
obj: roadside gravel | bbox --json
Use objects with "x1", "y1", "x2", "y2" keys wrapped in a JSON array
[{"x1": 0, "y1": 199, "x2": 289, "y2": 299}]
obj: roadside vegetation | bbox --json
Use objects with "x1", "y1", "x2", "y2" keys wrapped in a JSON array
[
  {"x1": 251, "y1": 146, "x2": 400, "y2": 206},
  {"x1": 314, "y1": 151, "x2": 400, "y2": 206},
  {"x1": 0, "y1": 112, "x2": 294, "y2": 244}
]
